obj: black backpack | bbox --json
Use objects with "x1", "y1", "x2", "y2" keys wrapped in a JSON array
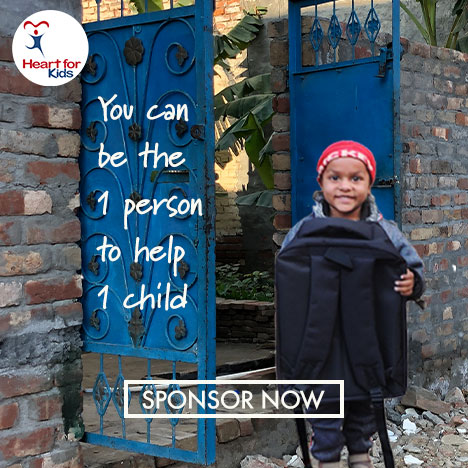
[{"x1": 275, "y1": 217, "x2": 408, "y2": 468}]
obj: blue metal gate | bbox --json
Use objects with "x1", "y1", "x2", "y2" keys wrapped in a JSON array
[
  {"x1": 289, "y1": 0, "x2": 401, "y2": 223},
  {"x1": 79, "y1": 1, "x2": 215, "y2": 463}
]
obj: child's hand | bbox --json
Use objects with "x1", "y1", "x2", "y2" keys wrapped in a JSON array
[{"x1": 394, "y1": 269, "x2": 414, "y2": 296}]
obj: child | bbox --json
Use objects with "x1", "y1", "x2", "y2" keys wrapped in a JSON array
[{"x1": 280, "y1": 141, "x2": 425, "y2": 468}]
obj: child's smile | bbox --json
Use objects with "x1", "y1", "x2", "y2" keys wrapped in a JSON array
[{"x1": 318, "y1": 158, "x2": 372, "y2": 221}]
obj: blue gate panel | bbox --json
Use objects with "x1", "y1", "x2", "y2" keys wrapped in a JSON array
[
  {"x1": 292, "y1": 59, "x2": 394, "y2": 222},
  {"x1": 80, "y1": 2, "x2": 215, "y2": 464},
  {"x1": 289, "y1": 0, "x2": 401, "y2": 226}
]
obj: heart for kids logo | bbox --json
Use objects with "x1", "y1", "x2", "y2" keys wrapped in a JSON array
[{"x1": 12, "y1": 10, "x2": 89, "y2": 86}]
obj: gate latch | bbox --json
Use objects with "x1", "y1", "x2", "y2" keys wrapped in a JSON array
[{"x1": 377, "y1": 47, "x2": 393, "y2": 78}]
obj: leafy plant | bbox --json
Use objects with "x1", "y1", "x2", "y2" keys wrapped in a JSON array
[
  {"x1": 400, "y1": 0, "x2": 468, "y2": 51},
  {"x1": 215, "y1": 73, "x2": 275, "y2": 189},
  {"x1": 216, "y1": 264, "x2": 274, "y2": 301},
  {"x1": 128, "y1": 2, "x2": 275, "y2": 198},
  {"x1": 128, "y1": 0, "x2": 193, "y2": 13},
  {"x1": 214, "y1": 9, "x2": 267, "y2": 71}
]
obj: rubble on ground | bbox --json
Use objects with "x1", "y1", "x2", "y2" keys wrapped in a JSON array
[{"x1": 240, "y1": 386, "x2": 468, "y2": 467}]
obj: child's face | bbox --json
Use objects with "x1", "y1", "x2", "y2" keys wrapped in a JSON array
[{"x1": 318, "y1": 158, "x2": 372, "y2": 221}]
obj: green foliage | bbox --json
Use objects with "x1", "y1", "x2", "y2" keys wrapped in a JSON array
[
  {"x1": 128, "y1": 0, "x2": 193, "y2": 13},
  {"x1": 216, "y1": 264, "x2": 274, "y2": 301},
  {"x1": 215, "y1": 74, "x2": 274, "y2": 189},
  {"x1": 214, "y1": 11, "x2": 265, "y2": 71},
  {"x1": 400, "y1": 0, "x2": 468, "y2": 51}
]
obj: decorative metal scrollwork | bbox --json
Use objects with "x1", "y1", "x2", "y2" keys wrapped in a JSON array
[
  {"x1": 130, "y1": 262, "x2": 143, "y2": 282},
  {"x1": 86, "y1": 121, "x2": 98, "y2": 143},
  {"x1": 90, "y1": 310, "x2": 100, "y2": 330},
  {"x1": 365, "y1": 7, "x2": 381, "y2": 43},
  {"x1": 328, "y1": 15, "x2": 342, "y2": 50},
  {"x1": 128, "y1": 122, "x2": 142, "y2": 141},
  {"x1": 190, "y1": 125, "x2": 204, "y2": 141},
  {"x1": 114, "y1": 379, "x2": 124, "y2": 408},
  {"x1": 175, "y1": 319, "x2": 187, "y2": 340},
  {"x1": 84, "y1": 54, "x2": 97, "y2": 76},
  {"x1": 128, "y1": 307, "x2": 145, "y2": 347},
  {"x1": 346, "y1": 10, "x2": 362, "y2": 46},
  {"x1": 129, "y1": 191, "x2": 142, "y2": 203},
  {"x1": 176, "y1": 45, "x2": 188, "y2": 66},
  {"x1": 310, "y1": 18, "x2": 324, "y2": 52},
  {"x1": 177, "y1": 260, "x2": 189, "y2": 279},
  {"x1": 124, "y1": 37, "x2": 144, "y2": 66},
  {"x1": 86, "y1": 191, "x2": 97, "y2": 210},
  {"x1": 88, "y1": 255, "x2": 99, "y2": 275},
  {"x1": 175, "y1": 119, "x2": 188, "y2": 137}
]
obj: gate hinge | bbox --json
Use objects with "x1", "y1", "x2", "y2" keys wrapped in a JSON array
[
  {"x1": 191, "y1": 124, "x2": 205, "y2": 140},
  {"x1": 376, "y1": 47, "x2": 393, "y2": 78}
]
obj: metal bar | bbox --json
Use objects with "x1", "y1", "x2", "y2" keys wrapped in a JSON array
[
  {"x1": 195, "y1": 0, "x2": 216, "y2": 463},
  {"x1": 121, "y1": 0, "x2": 124, "y2": 17},
  {"x1": 289, "y1": 0, "x2": 300, "y2": 224},
  {"x1": 83, "y1": 6, "x2": 195, "y2": 31},
  {"x1": 96, "y1": 0, "x2": 101, "y2": 21},
  {"x1": 83, "y1": 343, "x2": 199, "y2": 362},
  {"x1": 291, "y1": 55, "x2": 380, "y2": 75},
  {"x1": 84, "y1": 433, "x2": 204, "y2": 463},
  {"x1": 392, "y1": 0, "x2": 402, "y2": 226}
]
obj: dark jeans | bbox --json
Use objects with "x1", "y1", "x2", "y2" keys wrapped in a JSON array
[{"x1": 307, "y1": 400, "x2": 376, "y2": 462}]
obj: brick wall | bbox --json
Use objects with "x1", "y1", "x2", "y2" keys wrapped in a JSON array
[
  {"x1": 0, "y1": 2, "x2": 83, "y2": 466},
  {"x1": 216, "y1": 298, "x2": 275, "y2": 344},
  {"x1": 268, "y1": 19, "x2": 468, "y2": 391}
]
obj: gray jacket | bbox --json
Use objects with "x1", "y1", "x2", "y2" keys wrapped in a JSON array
[{"x1": 281, "y1": 192, "x2": 425, "y2": 302}]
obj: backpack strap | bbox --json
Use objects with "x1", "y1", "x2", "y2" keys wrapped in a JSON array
[
  {"x1": 339, "y1": 257, "x2": 386, "y2": 390},
  {"x1": 293, "y1": 255, "x2": 340, "y2": 379},
  {"x1": 370, "y1": 388, "x2": 395, "y2": 468},
  {"x1": 294, "y1": 405, "x2": 313, "y2": 468}
]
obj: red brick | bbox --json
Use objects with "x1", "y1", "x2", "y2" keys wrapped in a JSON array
[
  {"x1": 454, "y1": 193, "x2": 468, "y2": 204},
  {"x1": 270, "y1": 40, "x2": 289, "y2": 67},
  {"x1": 33, "y1": 394, "x2": 62, "y2": 421},
  {"x1": 0, "y1": 426, "x2": 55, "y2": 459},
  {"x1": 0, "y1": 220, "x2": 22, "y2": 246},
  {"x1": 355, "y1": 46, "x2": 371, "y2": 59},
  {"x1": 274, "y1": 172, "x2": 291, "y2": 190},
  {"x1": 53, "y1": 302, "x2": 82, "y2": 323},
  {"x1": 0, "y1": 191, "x2": 25, "y2": 215},
  {"x1": 458, "y1": 256, "x2": 468, "y2": 267},
  {"x1": 432, "y1": 127, "x2": 450, "y2": 140},
  {"x1": 409, "y1": 42, "x2": 431, "y2": 58},
  {"x1": 409, "y1": 158, "x2": 421, "y2": 174},
  {"x1": 0, "y1": 36, "x2": 13, "y2": 62},
  {"x1": 0, "y1": 402, "x2": 19, "y2": 429},
  {"x1": 443, "y1": 65, "x2": 461, "y2": 78},
  {"x1": 458, "y1": 178, "x2": 468, "y2": 190},
  {"x1": 272, "y1": 194, "x2": 291, "y2": 211},
  {"x1": 273, "y1": 214, "x2": 291, "y2": 230},
  {"x1": 273, "y1": 94, "x2": 290, "y2": 113},
  {"x1": 0, "y1": 66, "x2": 44, "y2": 97},
  {"x1": 271, "y1": 68, "x2": 287, "y2": 93},
  {"x1": 459, "y1": 286, "x2": 468, "y2": 297},
  {"x1": 26, "y1": 161, "x2": 79, "y2": 185},
  {"x1": 25, "y1": 275, "x2": 82, "y2": 305},
  {"x1": 0, "y1": 373, "x2": 52, "y2": 399},
  {"x1": 29, "y1": 104, "x2": 81, "y2": 130},
  {"x1": 26, "y1": 219, "x2": 81, "y2": 245},
  {"x1": 272, "y1": 153, "x2": 290, "y2": 171},
  {"x1": 431, "y1": 194, "x2": 451, "y2": 206},
  {"x1": 271, "y1": 133, "x2": 290, "y2": 152},
  {"x1": 0, "y1": 250, "x2": 45, "y2": 276},
  {"x1": 455, "y1": 84, "x2": 468, "y2": 96},
  {"x1": 455, "y1": 113, "x2": 468, "y2": 126}
]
